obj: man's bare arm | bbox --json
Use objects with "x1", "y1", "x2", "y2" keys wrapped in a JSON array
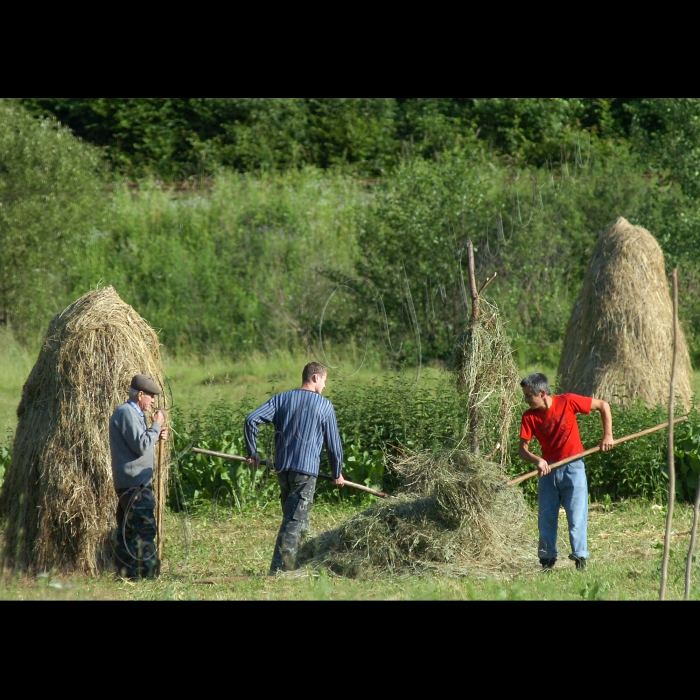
[
  {"x1": 590, "y1": 398, "x2": 614, "y2": 451},
  {"x1": 519, "y1": 437, "x2": 550, "y2": 476}
]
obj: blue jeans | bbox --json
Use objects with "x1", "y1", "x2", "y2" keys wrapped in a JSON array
[{"x1": 537, "y1": 459, "x2": 589, "y2": 561}]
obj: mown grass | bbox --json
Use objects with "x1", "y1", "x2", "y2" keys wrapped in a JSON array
[{"x1": 1, "y1": 500, "x2": 698, "y2": 600}]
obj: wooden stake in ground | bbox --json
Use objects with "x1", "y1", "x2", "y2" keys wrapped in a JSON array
[
  {"x1": 155, "y1": 397, "x2": 168, "y2": 564},
  {"x1": 660, "y1": 268, "x2": 679, "y2": 601},
  {"x1": 466, "y1": 238, "x2": 480, "y2": 454}
]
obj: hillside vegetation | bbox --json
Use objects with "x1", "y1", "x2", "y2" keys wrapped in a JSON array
[{"x1": 5, "y1": 98, "x2": 700, "y2": 365}]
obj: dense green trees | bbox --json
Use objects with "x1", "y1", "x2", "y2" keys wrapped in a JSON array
[
  {"x1": 19, "y1": 98, "x2": 684, "y2": 178},
  {"x1": 5, "y1": 97, "x2": 700, "y2": 365},
  {"x1": 0, "y1": 102, "x2": 107, "y2": 336}
]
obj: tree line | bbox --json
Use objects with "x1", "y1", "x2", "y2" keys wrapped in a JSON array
[
  {"x1": 14, "y1": 99, "x2": 700, "y2": 188},
  {"x1": 3, "y1": 98, "x2": 700, "y2": 366}
]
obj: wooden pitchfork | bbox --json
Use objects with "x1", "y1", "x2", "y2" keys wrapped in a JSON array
[
  {"x1": 191, "y1": 447, "x2": 391, "y2": 498},
  {"x1": 506, "y1": 416, "x2": 688, "y2": 487}
]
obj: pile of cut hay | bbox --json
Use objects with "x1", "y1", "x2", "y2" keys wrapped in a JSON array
[
  {"x1": 297, "y1": 297, "x2": 533, "y2": 579},
  {"x1": 0, "y1": 286, "x2": 168, "y2": 575},
  {"x1": 298, "y1": 450, "x2": 532, "y2": 578},
  {"x1": 558, "y1": 217, "x2": 692, "y2": 409}
]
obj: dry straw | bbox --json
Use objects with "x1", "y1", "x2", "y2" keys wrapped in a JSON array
[
  {"x1": 297, "y1": 296, "x2": 533, "y2": 578},
  {"x1": 298, "y1": 450, "x2": 532, "y2": 578},
  {"x1": 453, "y1": 298, "x2": 521, "y2": 464},
  {"x1": 558, "y1": 217, "x2": 692, "y2": 409},
  {"x1": 0, "y1": 286, "x2": 169, "y2": 575}
]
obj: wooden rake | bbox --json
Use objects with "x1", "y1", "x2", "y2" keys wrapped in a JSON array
[
  {"x1": 506, "y1": 416, "x2": 688, "y2": 487},
  {"x1": 191, "y1": 447, "x2": 391, "y2": 498}
]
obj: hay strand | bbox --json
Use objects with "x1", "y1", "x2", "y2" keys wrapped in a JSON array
[
  {"x1": 558, "y1": 217, "x2": 692, "y2": 409},
  {"x1": 0, "y1": 286, "x2": 168, "y2": 575}
]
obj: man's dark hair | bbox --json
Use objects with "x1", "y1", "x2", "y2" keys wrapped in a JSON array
[
  {"x1": 520, "y1": 373, "x2": 551, "y2": 396},
  {"x1": 302, "y1": 362, "x2": 327, "y2": 383}
]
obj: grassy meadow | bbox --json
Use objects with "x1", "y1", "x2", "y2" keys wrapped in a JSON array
[
  {"x1": 2, "y1": 332, "x2": 700, "y2": 601},
  {"x1": 2, "y1": 500, "x2": 698, "y2": 601},
  {"x1": 7, "y1": 99, "x2": 700, "y2": 601}
]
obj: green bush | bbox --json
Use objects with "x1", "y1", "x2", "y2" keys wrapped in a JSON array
[
  {"x1": 0, "y1": 101, "x2": 108, "y2": 337},
  {"x1": 358, "y1": 139, "x2": 700, "y2": 364},
  {"x1": 169, "y1": 375, "x2": 471, "y2": 508},
  {"x1": 169, "y1": 398, "x2": 277, "y2": 510},
  {"x1": 78, "y1": 169, "x2": 364, "y2": 354},
  {"x1": 0, "y1": 441, "x2": 9, "y2": 489},
  {"x1": 672, "y1": 411, "x2": 700, "y2": 502}
]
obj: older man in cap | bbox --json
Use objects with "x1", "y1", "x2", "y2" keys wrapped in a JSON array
[{"x1": 109, "y1": 374, "x2": 168, "y2": 580}]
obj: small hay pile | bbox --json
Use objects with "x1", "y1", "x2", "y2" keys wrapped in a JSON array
[
  {"x1": 0, "y1": 286, "x2": 168, "y2": 575},
  {"x1": 297, "y1": 297, "x2": 533, "y2": 579},
  {"x1": 558, "y1": 217, "x2": 692, "y2": 409},
  {"x1": 298, "y1": 450, "x2": 532, "y2": 577}
]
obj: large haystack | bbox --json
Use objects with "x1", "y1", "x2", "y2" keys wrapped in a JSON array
[
  {"x1": 558, "y1": 217, "x2": 691, "y2": 409},
  {"x1": 0, "y1": 287, "x2": 169, "y2": 575},
  {"x1": 297, "y1": 296, "x2": 533, "y2": 579}
]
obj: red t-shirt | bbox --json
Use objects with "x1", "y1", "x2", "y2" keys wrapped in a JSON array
[{"x1": 520, "y1": 394, "x2": 592, "y2": 463}]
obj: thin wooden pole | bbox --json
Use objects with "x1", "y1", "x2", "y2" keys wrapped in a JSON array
[
  {"x1": 156, "y1": 395, "x2": 168, "y2": 564},
  {"x1": 685, "y1": 478, "x2": 700, "y2": 600},
  {"x1": 660, "y1": 268, "x2": 679, "y2": 601},
  {"x1": 467, "y1": 238, "x2": 479, "y2": 322},
  {"x1": 190, "y1": 447, "x2": 391, "y2": 498},
  {"x1": 466, "y1": 238, "x2": 480, "y2": 454}
]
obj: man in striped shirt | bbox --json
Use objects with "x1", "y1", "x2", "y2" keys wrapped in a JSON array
[{"x1": 245, "y1": 362, "x2": 345, "y2": 574}]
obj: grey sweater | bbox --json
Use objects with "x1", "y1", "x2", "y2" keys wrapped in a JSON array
[{"x1": 109, "y1": 402, "x2": 162, "y2": 490}]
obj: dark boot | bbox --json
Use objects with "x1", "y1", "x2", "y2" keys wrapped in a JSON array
[{"x1": 540, "y1": 558, "x2": 557, "y2": 572}]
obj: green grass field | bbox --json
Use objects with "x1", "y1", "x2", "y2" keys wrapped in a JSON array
[
  {"x1": 0, "y1": 331, "x2": 443, "y2": 434},
  {"x1": 2, "y1": 500, "x2": 698, "y2": 600},
  {"x1": 2, "y1": 331, "x2": 700, "y2": 601}
]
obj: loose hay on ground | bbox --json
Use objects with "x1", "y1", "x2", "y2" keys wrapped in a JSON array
[
  {"x1": 558, "y1": 217, "x2": 692, "y2": 409},
  {"x1": 0, "y1": 286, "x2": 168, "y2": 575},
  {"x1": 297, "y1": 450, "x2": 534, "y2": 579}
]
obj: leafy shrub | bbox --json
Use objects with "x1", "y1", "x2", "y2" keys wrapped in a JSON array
[
  {"x1": 0, "y1": 441, "x2": 9, "y2": 489},
  {"x1": 169, "y1": 398, "x2": 277, "y2": 510},
  {"x1": 672, "y1": 410, "x2": 700, "y2": 501},
  {"x1": 83, "y1": 169, "x2": 364, "y2": 355},
  {"x1": 169, "y1": 375, "x2": 471, "y2": 508},
  {"x1": 0, "y1": 101, "x2": 108, "y2": 337}
]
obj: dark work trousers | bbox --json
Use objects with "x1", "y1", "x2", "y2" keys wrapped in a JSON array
[
  {"x1": 114, "y1": 484, "x2": 160, "y2": 579},
  {"x1": 270, "y1": 471, "x2": 317, "y2": 574}
]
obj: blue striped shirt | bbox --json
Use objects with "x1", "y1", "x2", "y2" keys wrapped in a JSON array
[{"x1": 244, "y1": 389, "x2": 344, "y2": 478}]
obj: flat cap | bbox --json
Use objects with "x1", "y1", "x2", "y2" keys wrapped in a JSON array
[{"x1": 130, "y1": 374, "x2": 162, "y2": 395}]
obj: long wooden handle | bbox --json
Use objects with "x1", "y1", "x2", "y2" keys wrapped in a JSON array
[
  {"x1": 507, "y1": 416, "x2": 688, "y2": 487},
  {"x1": 191, "y1": 447, "x2": 390, "y2": 498},
  {"x1": 192, "y1": 447, "x2": 272, "y2": 466}
]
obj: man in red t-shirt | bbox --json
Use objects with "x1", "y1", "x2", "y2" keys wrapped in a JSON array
[{"x1": 519, "y1": 373, "x2": 613, "y2": 572}]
